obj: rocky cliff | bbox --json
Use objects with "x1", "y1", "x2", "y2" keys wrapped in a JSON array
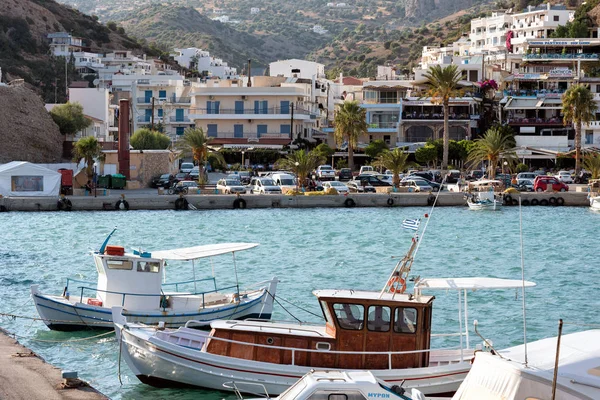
[
  {"x1": 406, "y1": 0, "x2": 476, "y2": 19},
  {"x1": 0, "y1": 85, "x2": 64, "y2": 163}
]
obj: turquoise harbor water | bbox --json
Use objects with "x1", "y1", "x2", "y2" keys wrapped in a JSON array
[{"x1": 1, "y1": 207, "x2": 599, "y2": 399}]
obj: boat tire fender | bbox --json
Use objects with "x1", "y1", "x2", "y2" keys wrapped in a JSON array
[
  {"x1": 344, "y1": 198, "x2": 356, "y2": 208},
  {"x1": 548, "y1": 197, "x2": 557, "y2": 206},
  {"x1": 57, "y1": 198, "x2": 72, "y2": 211},
  {"x1": 115, "y1": 199, "x2": 130, "y2": 210},
  {"x1": 531, "y1": 198, "x2": 539, "y2": 206},
  {"x1": 504, "y1": 194, "x2": 513, "y2": 205},
  {"x1": 0, "y1": 205, "x2": 6, "y2": 212},
  {"x1": 556, "y1": 197, "x2": 565, "y2": 206},
  {"x1": 511, "y1": 198, "x2": 518, "y2": 206},
  {"x1": 540, "y1": 199, "x2": 549, "y2": 206},
  {"x1": 174, "y1": 197, "x2": 189, "y2": 210},
  {"x1": 233, "y1": 198, "x2": 247, "y2": 209},
  {"x1": 387, "y1": 197, "x2": 394, "y2": 206},
  {"x1": 522, "y1": 199, "x2": 530, "y2": 206},
  {"x1": 427, "y1": 195, "x2": 435, "y2": 206}
]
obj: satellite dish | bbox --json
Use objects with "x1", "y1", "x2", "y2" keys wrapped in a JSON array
[{"x1": 93, "y1": 79, "x2": 100, "y2": 86}]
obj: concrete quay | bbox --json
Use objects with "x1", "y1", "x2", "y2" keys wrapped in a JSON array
[
  {"x1": 0, "y1": 191, "x2": 590, "y2": 211},
  {"x1": 0, "y1": 328, "x2": 107, "y2": 399}
]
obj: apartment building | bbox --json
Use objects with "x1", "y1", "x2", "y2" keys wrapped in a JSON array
[
  {"x1": 48, "y1": 32, "x2": 85, "y2": 57},
  {"x1": 188, "y1": 78, "x2": 315, "y2": 149},
  {"x1": 173, "y1": 48, "x2": 238, "y2": 79},
  {"x1": 269, "y1": 59, "x2": 325, "y2": 81}
]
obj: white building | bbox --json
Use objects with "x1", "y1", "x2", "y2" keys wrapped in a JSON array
[
  {"x1": 250, "y1": 7, "x2": 260, "y2": 14},
  {"x1": 68, "y1": 88, "x2": 117, "y2": 141},
  {"x1": 269, "y1": 59, "x2": 325, "y2": 80},
  {"x1": 173, "y1": 48, "x2": 238, "y2": 79},
  {"x1": 48, "y1": 32, "x2": 84, "y2": 57},
  {"x1": 312, "y1": 25, "x2": 329, "y2": 35}
]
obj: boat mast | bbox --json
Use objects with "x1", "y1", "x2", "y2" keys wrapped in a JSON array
[
  {"x1": 519, "y1": 196, "x2": 529, "y2": 366},
  {"x1": 98, "y1": 227, "x2": 117, "y2": 254}
]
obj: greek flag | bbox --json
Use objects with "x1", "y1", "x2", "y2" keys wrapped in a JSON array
[{"x1": 402, "y1": 218, "x2": 420, "y2": 231}]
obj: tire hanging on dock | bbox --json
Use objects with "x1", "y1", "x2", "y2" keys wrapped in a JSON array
[
  {"x1": 115, "y1": 199, "x2": 129, "y2": 210},
  {"x1": 539, "y1": 199, "x2": 549, "y2": 206},
  {"x1": 531, "y1": 198, "x2": 539, "y2": 206},
  {"x1": 233, "y1": 198, "x2": 247, "y2": 209},
  {"x1": 549, "y1": 197, "x2": 557, "y2": 206},
  {"x1": 57, "y1": 198, "x2": 72, "y2": 211},
  {"x1": 174, "y1": 197, "x2": 189, "y2": 210},
  {"x1": 522, "y1": 199, "x2": 530, "y2": 206},
  {"x1": 344, "y1": 198, "x2": 356, "y2": 208},
  {"x1": 556, "y1": 197, "x2": 565, "y2": 206},
  {"x1": 0, "y1": 205, "x2": 7, "y2": 212},
  {"x1": 427, "y1": 195, "x2": 435, "y2": 206},
  {"x1": 387, "y1": 197, "x2": 394, "y2": 206},
  {"x1": 504, "y1": 194, "x2": 513, "y2": 205}
]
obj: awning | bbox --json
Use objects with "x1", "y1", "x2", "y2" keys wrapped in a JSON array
[
  {"x1": 540, "y1": 98, "x2": 563, "y2": 109},
  {"x1": 499, "y1": 97, "x2": 509, "y2": 104},
  {"x1": 221, "y1": 144, "x2": 284, "y2": 150},
  {"x1": 151, "y1": 243, "x2": 259, "y2": 261},
  {"x1": 416, "y1": 277, "x2": 536, "y2": 290},
  {"x1": 504, "y1": 98, "x2": 539, "y2": 110}
]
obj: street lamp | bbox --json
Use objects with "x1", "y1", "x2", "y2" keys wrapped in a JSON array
[
  {"x1": 295, "y1": 161, "x2": 300, "y2": 192},
  {"x1": 241, "y1": 151, "x2": 245, "y2": 168}
]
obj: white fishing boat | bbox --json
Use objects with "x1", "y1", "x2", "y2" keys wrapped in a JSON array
[
  {"x1": 588, "y1": 192, "x2": 600, "y2": 211},
  {"x1": 453, "y1": 329, "x2": 600, "y2": 400},
  {"x1": 31, "y1": 229, "x2": 277, "y2": 331},
  {"x1": 465, "y1": 180, "x2": 503, "y2": 211},
  {"x1": 223, "y1": 370, "x2": 445, "y2": 400},
  {"x1": 112, "y1": 220, "x2": 535, "y2": 397}
]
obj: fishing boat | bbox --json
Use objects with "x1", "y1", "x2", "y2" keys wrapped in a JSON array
[
  {"x1": 590, "y1": 195, "x2": 600, "y2": 211},
  {"x1": 113, "y1": 221, "x2": 535, "y2": 396},
  {"x1": 31, "y1": 229, "x2": 278, "y2": 331},
  {"x1": 222, "y1": 370, "x2": 443, "y2": 400},
  {"x1": 465, "y1": 180, "x2": 503, "y2": 211},
  {"x1": 453, "y1": 328, "x2": 600, "y2": 400},
  {"x1": 588, "y1": 181, "x2": 600, "y2": 210}
]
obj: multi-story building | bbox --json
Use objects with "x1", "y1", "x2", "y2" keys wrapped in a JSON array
[
  {"x1": 188, "y1": 77, "x2": 316, "y2": 150},
  {"x1": 48, "y1": 32, "x2": 85, "y2": 57},
  {"x1": 508, "y1": 4, "x2": 574, "y2": 54},
  {"x1": 269, "y1": 59, "x2": 325, "y2": 81},
  {"x1": 173, "y1": 48, "x2": 238, "y2": 79}
]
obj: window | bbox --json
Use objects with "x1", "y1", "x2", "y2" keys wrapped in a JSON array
[
  {"x1": 332, "y1": 303, "x2": 364, "y2": 330},
  {"x1": 157, "y1": 109, "x2": 163, "y2": 118},
  {"x1": 257, "y1": 124, "x2": 267, "y2": 138},
  {"x1": 207, "y1": 124, "x2": 218, "y2": 137},
  {"x1": 207, "y1": 101, "x2": 220, "y2": 114},
  {"x1": 320, "y1": 300, "x2": 334, "y2": 323},
  {"x1": 234, "y1": 124, "x2": 244, "y2": 138},
  {"x1": 106, "y1": 260, "x2": 133, "y2": 270},
  {"x1": 394, "y1": 307, "x2": 418, "y2": 334},
  {"x1": 136, "y1": 261, "x2": 160, "y2": 273},
  {"x1": 586, "y1": 131, "x2": 593, "y2": 145},
  {"x1": 280, "y1": 124, "x2": 291, "y2": 134},
  {"x1": 307, "y1": 391, "x2": 367, "y2": 400},
  {"x1": 553, "y1": 15, "x2": 559, "y2": 22},
  {"x1": 379, "y1": 91, "x2": 398, "y2": 104},
  {"x1": 235, "y1": 101, "x2": 244, "y2": 114},
  {"x1": 280, "y1": 100, "x2": 290, "y2": 114},
  {"x1": 158, "y1": 90, "x2": 167, "y2": 99},
  {"x1": 176, "y1": 127, "x2": 185, "y2": 136},
  {"x1": 367, "y1": 305, "x2": 391, "y2": 332}
]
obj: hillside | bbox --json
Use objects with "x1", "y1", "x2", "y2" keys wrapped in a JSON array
[{"x1": 0, "y1": 0, "x2": 145, "y2": 102}]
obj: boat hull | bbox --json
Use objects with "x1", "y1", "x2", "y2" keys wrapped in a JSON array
[
  {"x1": 590, "y1": 196, "x2": 600, "y2": 210},
  {"x1": 467, "y1": 200, "x2": 501, "y2": 211},
  {"x1": 31, "y1": 281, "x2": 276, "y2": 331},
  {"x1": 115, "y1": 322, "x2": 469, "y2": 396}
]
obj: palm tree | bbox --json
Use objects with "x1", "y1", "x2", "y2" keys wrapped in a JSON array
[
  {"x1": 583, "y1": 154, "x2": 600, "y2": 179},
  {"x1": 72, "y1": 136, "x2": 103, "y2": 180},
  {"x1": 178, "y1": 127, "x2": 224, "y2": 183},
  {"x1": 467, "y1": 126, "x2": 516, "y2": 179},
  {"x1": 562, "y1": 84, "x2": 597, "y2": 173},
  {"x1": 374, "y1": 148, "x2": 410, "y2": 188},
  {"x1": 275, "y1": 150, "x2": 320, "y2": 191},
  {"x1": 334, "y1": 100, "x2": 368, "y2": 172},
  {"x1": 423, "y1": 64, "x2": 464, "y2": 170}
]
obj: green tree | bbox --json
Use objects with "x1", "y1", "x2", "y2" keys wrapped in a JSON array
[
  {"x1": 72, "y1": 136, "x2": 103, "y2": 181},
  {"x1": 334, "y1": 100, "x2": 368, "y2": 171},
  {"x1": 423, "y1": 64, "x2": 464, "y2": 170},
  {"x1": 562, "y1": 84, "x2": 597, "y2": 173},
  {"x1": 365, "y1": 139, "x2": 388, "y2": 159},
  {"x1": 50, "y1": 102, "x2": 92, "y2": 136},
  {"x1": 275, "y1": 150, "x2": 321, "y2": 191},
  {"x1": 130, "y1": 128, "x2": 170, "y2": 150},
  {"x1": 415, "y1": 144, "x2": 438, "y2": 167},
  {"x1": 178, "y1": 127, "x2": 224, "y2": 183},
  {"x1": 467, "y1": 126, "x2": 517, "y2": 179},
  {"x1": 312, "y1": 143, "x2": 335, "y2": 164},
  {"x1": 374, "y1": 148, "x2": 410, "y2": 187},
  {"x1": 583, "y1": 154, "x2": 600, "y2": 179}
]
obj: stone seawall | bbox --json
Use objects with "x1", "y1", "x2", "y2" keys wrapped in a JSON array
[{"x1": 0, "y1": 192, "x2": 590, "y2": 211}]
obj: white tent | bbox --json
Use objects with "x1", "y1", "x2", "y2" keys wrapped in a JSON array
[{"x1": 0, "y1": 162, "x2": 61, "y2": 197}]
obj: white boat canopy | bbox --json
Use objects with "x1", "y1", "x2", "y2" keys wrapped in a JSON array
[
  {"x1": 416, "y1": 277, "x2": 536, "y2": 290},
  {"x1": 151, "y1": 243, "x2": 259, "y2": 261},
  {"x1": 469, "y1": 180, "x2": 502, "y2": 186}
]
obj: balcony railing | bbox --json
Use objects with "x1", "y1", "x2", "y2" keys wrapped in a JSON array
[
  {"x1": 403, "y1": 113, "x2": 471, "y2": 120},
  {"x1": 368, "y1": 122, "x2": 398, "y2": 129},
  {"x1": 190, "y1": 107, "x2": 310, "y2": 115},
  {"x1": 503, "y1": 89, "x2": 565, "y2": 97},
  {"x1": 206, "y1": 132, "x2": 290, "y2": 139},
  {"x1": 137, "y1": 96, "x2": 191, "y2": 104},
  {"x1": 507, "y1": 117, "x2": 563, "y2": 125},
  {"x1": 137, "y1": 116, "x2": 150, "y2": 122},
  {"x1": 169, "y1": 116, "x2": 190, "y2": 122},
  {"x1": 523, "y1": 53, "x2": 599, "y2": 60}
]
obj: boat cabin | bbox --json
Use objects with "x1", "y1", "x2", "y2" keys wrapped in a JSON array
[
  {"x1": 205, "y1": 290, "x2": 434, "y2": 370},
  {"x1": 93, "y1": 246, "x2": 165, "y2": 310}
]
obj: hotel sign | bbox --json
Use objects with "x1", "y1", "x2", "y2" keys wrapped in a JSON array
[
  {"x1": 529, "y1": 40, "x2": 591, "y2": 46},
  {"x1": 548, "y1": 68, "x2": 574, "y2": 78},
  {"x1": 513, "y1": 73, "x2": 543, "y2": 80}
]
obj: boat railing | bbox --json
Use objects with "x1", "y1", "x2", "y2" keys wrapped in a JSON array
[
  {"x1": 74, "y1": 283, "x2": 240, "y2": 309},
  {"x1": 193, "y1": 332, "x2": 465, "y2": 369},
  {"x1": 223, "y1": 381, "x2": 270, "y2": 399},
  {"x1": 161, "y1": 277, "x2": 218, "y2": 292},
  {"x1": 65, "y1": 278, "x2": 95, "y2": 290},
  {"x1": 242, "y1": 279, "x2": 275, "y2": 292}
]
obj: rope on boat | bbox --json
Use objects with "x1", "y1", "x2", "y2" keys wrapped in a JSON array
[
  {"x1": 0, "y1": 311, "x2": 112, "y2": 326},
  {"x1": 265, "y1": 290, "x2": 301, "y2": 323},
  {"x1": 270, "y1": 291, "x2": 324, "y2": 320},
  {"x1": 4, "y1": 329, "x2": 114, "y2": 344}
]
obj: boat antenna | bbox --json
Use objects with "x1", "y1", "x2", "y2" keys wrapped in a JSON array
[
  {"x1": 519, "y1": 196, "x2": 528, "y2": 366},
  {"x1": 98, "y1": 227, "x2": 117, "y2": 254}
]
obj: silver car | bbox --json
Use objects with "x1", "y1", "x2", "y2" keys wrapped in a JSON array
[
  {"x1": 217, "y1": 179, "x2": 246, "y2": 194},
  {"x1": 249, "y1": 177, "x2": 282, "y2": 194}
]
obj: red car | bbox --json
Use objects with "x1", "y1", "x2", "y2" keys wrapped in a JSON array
[{"x1": 533, "y1": 176, "x2": 568, "y2": 192}]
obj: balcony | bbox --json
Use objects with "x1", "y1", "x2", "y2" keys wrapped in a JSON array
[
  {"x1": 137, "y1": 116, "x2": 150, "y2": 122},
  {"x1": 402, "y1": 113, "x2": 472, "y2": 120},
  {"x1": 503, "y1": 89, "x2": 565, "y2": 98},
  {"x1": 169, "y1": 116, "x2": 191, "y2": 123},
  {"x1": 368, "y1": 122, "x2": 398, "y2": 131},
  {"x1": 207, "y1": 132, "x2": 291, "y2": 139},
  {"x1": 191, "y1": 106, "x2": 308, "y2": 115},
  {"x1": 523, "y1": 53, "x2": 599, "y2": 61},
  {"x1": 507, "y1": 117, "x2": 563, "y2": 126}
]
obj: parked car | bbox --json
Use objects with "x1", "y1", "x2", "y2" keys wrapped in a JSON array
[
  {"x1": 517, "y1": 178, "x2": 534, "y2": 192},
  {"x1": 174, "y1": 172, "x2": 189, "y2": 183},
  {"x1": 403, "y1": 176, "x2": 441, "y2": 192},
  {"x1": 151, "y1": 173, "x2": 175, "y2": 188},
  {"x1": 315, "y1": 165, "x2": 336, "y2": 180},
  {"x1": 236, "y1": 171, "x2": 252, "y2": 185},
  {"x1": 337, "y1": 168, "x2": 353, "y2": 181},
  {"x1": 445, "y1": 170, "x2": 461, "y2": 183},
  {"x1": 355, "y1": 174, "x2": 391, "y2": 186},
  {"x1": 168, "y1": 180, "x2": 198, "y2": 195},
  {"x1": 346, "y1": 180, "x2": 376, "y2": 193},
  {"x1": 322, "y1": 181, "x2": 350, "y2": 194},
  {"x1": 533, "y1": 176, "x2": 568, "y2": 192},
  {"x1": 188, "y1": 166, "x2": 200, "y2": 180},
  {"x1": 272, "y1": 173, "x2": 296, "y2": 194},
  {"x1": 216, "y1": 178, "x2": 246, "y2": 194},
  {"x1": 466, "y1": 170, "x2": 484, "y2": 181},
  {"x1": 410, "y1": 171, "x2": 434, "y2": 182},
  {"x1": 555, "y1": 170, "x2": 574, "y2": 184},
  {"x1": 249, "y1": 177, "x2": 282, "y2": 194},
  {"x1": 180, "y1": 162, "x2": 194, "y2": 174},
  {"x1": 401, "y1": 179, "x2": 433, "y2": 192},
  {"x1": 374, "y1": 174, "x2": 395, "y2": 185},
  {"x1": 359, "y1": 166, "x2": 375, "y2": 175},
  {"x1": 517, "y1": 172, "x2": 539, "y2": 181}
]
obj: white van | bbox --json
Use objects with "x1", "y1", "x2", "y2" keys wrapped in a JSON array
[
  {"x1": 180, "y1": 162, "x2": 194, "y2": 174},
  {"x1": 272, "y1": 173, "x2": 296, "y2": 194},
  {"x1": 359, "y1": 166, "x2": 375, "y2": 175}
]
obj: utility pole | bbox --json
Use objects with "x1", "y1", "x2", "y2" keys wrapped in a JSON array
[
  {"x1": 290, "y1": 103, "x2": 294, "y2": 140},
  {"x1": 54, "y1": 78, "x2": 58, "y2": 103},
  {"x1": 151, "y1": 97, "x2": 155, "y2": 131},
  {"x1": 65, "y1": 56, "x2": 68, "y2": 99}
]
